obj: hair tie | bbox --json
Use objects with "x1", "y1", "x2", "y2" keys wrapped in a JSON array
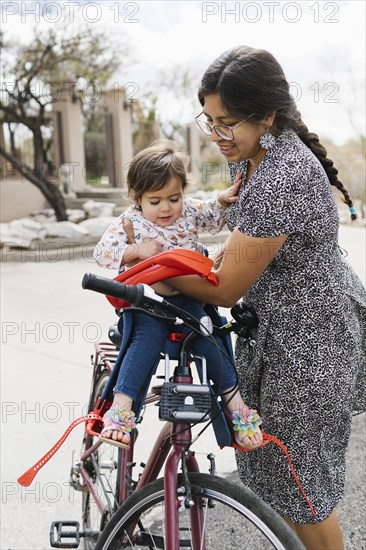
[{"x1": 349, "y1": 206, "x2": 357, "y2": 216}]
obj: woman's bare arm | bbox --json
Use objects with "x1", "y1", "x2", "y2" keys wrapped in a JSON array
[{"x1": 167, "y1": 228, "x2": 288, "y2": 307}]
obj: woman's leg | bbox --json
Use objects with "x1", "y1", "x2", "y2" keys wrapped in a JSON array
[{"x1": 285, "y1": 512, "x2": 344, "y2": 550}]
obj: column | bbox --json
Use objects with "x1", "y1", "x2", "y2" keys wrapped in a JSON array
[
  {"x1": 103, "y1": 89, "x2": 134, "y2": 188},
  {"x1": 186, "y1": 122, "x2": 201, "y2": 183},
  {"x1": 51, "y1": 83, "x2": 86, "y2": 192}
]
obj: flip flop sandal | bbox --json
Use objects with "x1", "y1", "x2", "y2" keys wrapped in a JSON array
[
  {"x1": 230, "y1": 405, "x2": 263, "y2": 449},
  {"x1": 99, "y1": 406, "x2": 136, "y2": 449}
]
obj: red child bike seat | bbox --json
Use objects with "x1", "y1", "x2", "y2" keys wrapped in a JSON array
[{"x1": 105, "y1": 249, "x2": 219, "y2": 309}]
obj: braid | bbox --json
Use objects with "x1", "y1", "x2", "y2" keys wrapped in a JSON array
[{"x1": 277, "y1": 106, "x2": 357, "y2": 221}]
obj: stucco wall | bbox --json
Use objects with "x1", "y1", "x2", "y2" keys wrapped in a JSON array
[{"x1": 0, "y1": 178, "x2": 48, "y2": 222}]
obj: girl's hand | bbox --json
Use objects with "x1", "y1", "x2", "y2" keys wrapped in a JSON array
[
  {"x1": 136, "y1": 240, "x2": 162, "y2": 260},
  {"x1": 122, "y1": 240, "x2": 162, "y2": 266},
  {"x1": 217, "y1": 171, "x2": 242, "y2": 207},
  {"x1": 121, "y1": 217, "x2": 162, "y2": 266}
]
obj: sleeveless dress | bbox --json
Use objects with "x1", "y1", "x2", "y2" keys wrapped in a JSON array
[{"x1": 226, "y1": 129, "x2": 366, "y2": 523}]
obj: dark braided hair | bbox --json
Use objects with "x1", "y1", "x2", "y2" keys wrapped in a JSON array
[{"x1": 198, "y1": 46, "x2": 356, "y2": 220}]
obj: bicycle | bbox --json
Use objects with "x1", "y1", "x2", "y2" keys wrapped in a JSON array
[{"x1": 18, "y1": 250, "x2": 308, "y2": 549}]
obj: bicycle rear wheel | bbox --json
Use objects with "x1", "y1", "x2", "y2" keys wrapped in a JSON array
[
  {"x1": 94, "y1": 472, "x2": 305, "y2": 550},
  {"x1": 82, "y1": 369, "x2": 121, "y2": 550}
]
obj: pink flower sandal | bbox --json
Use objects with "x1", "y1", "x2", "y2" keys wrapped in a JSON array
[
  {"x1": 230, "y1": 405, "x2": 263, "y2": 449},
  {"x1": 99, "y1": 406, "x2": 136, "y2": 449}
]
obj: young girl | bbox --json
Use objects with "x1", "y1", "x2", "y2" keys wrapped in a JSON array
[{"x1": 93, "y1": 139, "x2": 263, "y2": 450}]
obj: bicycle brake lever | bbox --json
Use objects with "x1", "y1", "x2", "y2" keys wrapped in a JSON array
[
  {"x1": 141, "y1": 284, "x2": 164, "y2": 303},
  {"x1": 207, "y1": 453, "x2": 216, "y2": 476}
]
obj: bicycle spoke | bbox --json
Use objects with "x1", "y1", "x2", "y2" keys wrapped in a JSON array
[
  {"x1": 200, "y1": 499, "x2": 209, "y2": 550},
  {"x1": 146, "y1": 525, "x2": 159, "y2": 550}
]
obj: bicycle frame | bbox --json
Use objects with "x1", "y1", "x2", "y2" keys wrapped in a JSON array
[{"x1": 81, "y1": 337, "x2": 212, "y2": 549}]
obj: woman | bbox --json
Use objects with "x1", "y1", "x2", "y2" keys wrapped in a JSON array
[{"x1": 167, "y1": 46, "x2": 366, "y2": 550}]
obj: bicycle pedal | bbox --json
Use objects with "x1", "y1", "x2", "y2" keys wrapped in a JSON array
[
  {"x1": 159, "y1": 382, "x2": 211, "y2": 423},
  {"x1": 50, "y1": 521, "x2": 81, "y2": 548}
]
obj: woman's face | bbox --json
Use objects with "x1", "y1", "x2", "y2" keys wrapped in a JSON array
[{"x1": 202, "y1": 94, "x2": 273, "y2": 162}]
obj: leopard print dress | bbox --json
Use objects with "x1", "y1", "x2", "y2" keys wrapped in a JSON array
[{"x1": 226, "y1": 128, "x2": 366, "y2": 524}]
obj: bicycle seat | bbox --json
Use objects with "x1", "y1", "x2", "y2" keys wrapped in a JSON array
[{"x1": 106, "y1": 249, "x2": 219, "y2": 309}]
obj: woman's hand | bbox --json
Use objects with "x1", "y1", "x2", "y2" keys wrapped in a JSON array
[{"x1": 217, "y1": 171, "x2": 242, "y2": 207}]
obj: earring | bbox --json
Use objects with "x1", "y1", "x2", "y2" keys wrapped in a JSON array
[{"x1": 259, "y1": 128, "x2": 276, "y2": 150}]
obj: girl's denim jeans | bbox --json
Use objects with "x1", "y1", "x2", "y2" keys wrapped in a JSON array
[{"x1": 114, "y1": 294, "x2": 237, "y2": 401}]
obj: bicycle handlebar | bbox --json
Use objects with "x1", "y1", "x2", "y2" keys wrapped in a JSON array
[
  {"x1": 82, "y1": 273, "x2": 146, "y2": 306},
  {"x1": 82, "y1": 272, "x2": 259, "y2": 337}
]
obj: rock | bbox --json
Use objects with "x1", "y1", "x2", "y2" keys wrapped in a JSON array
[
  {"x1": 44, "y1": 221, "x2": 90, "y2": 238},
  {"x1": 0, "y1": 224, "x2": 34, "y2": 248},
  {"x1": 30, "y1": 209, "x2": 57, "y2": 224},
  {"x1": 31, "y1": 208, "x2": 55, "y2": 217},
  {"x1": 82, "y1": 200, "x2": 116, "y2": 218},
  {"x1": 31, "y1": 213, "x2": 57, "y2": 224},
  {"x1": 67, "y1": 209, "x2": 86, "y2": 223},
  {"x1": 11, "y1": 217, "x2": 44, "y2": 231},
  {"x1": 79, "y1": 217, "x2": 115, "y2": 238},
  {"x1": 0, "y1": 218, "x2": 47, "y2": 248}
]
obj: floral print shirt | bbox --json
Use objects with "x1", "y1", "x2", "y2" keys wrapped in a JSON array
[{"x1": 93, "y1": 196, "x2": 227, "y2": 270}]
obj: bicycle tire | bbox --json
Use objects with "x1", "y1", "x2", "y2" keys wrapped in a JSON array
[
  {"x1": 94, "y1": 472, "x2": 305, "y2": 550},
  {"x1": 82, "y1": 369, "x2": 121, "y2": 550}
]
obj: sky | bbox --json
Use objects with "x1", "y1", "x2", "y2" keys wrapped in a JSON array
[{"x1": 1, "y1": 0, "x2": 365, "y2": 145}]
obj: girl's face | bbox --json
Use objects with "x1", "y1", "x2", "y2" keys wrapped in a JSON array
[
  {"x1": 138, "y1": 176, "x2": 184, "y2": 227},
  {"x1": 202, "y1": 94, "x2": 274, "y2": 162}
]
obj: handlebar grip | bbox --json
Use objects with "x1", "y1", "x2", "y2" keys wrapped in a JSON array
[{"x1": 82, "y1": 273, "x2": 144, "y2": 306}]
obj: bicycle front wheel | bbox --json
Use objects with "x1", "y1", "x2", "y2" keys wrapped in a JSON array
[{"x1": 94, "y1": 472, "x2": 305, "y2": 550}]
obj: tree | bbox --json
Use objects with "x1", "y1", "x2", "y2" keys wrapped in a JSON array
[
  {"x1": 0, "y1": 23, "x2": 127, "y2": 220},
  {"x1": 322, "y1": 137, "x2": 366, "y2": 219},
  {"x1": 138, "y1": 66, "x2": 201, "y2": 148}
]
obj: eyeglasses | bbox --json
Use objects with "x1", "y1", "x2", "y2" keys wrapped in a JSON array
[{"x1": 195, "y1": 112, "x2": 254, "y2": 141}]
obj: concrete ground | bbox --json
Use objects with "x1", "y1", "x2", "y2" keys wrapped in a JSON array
[{"x1": 1, "y1": 224, "x2": 365, "y2": 549}]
